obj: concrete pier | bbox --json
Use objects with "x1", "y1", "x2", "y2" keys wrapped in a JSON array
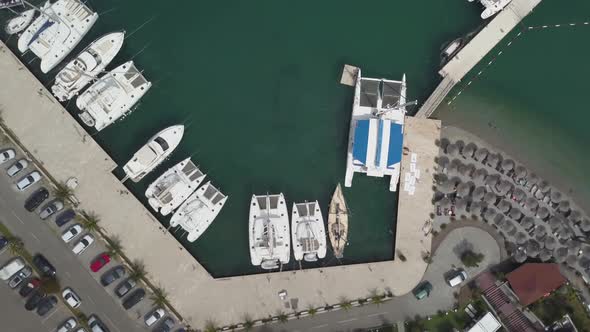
[
  {"x1": 415, "y1": 0, "x2": 542, "y2": 118},
  {"x1": 0, "y1": 41, "x2": 438, "y2": 328}
]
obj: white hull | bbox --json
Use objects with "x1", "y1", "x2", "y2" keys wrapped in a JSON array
[
  {"x1": 17, "y1": 1, "x2": 51, "y2": 52},
  {"x1": 123, "y1": 125, "x2": 184, "y2": 182},
  {"x1": 169, "y1": 181, "x2": 227, "y2": 242},
  {"x1": 477, "y1": 0, "x2": 512, "y2": 19},
  {"x1": 76, "y1": 61, "x2": 152, "y2": 131},
  {"x1": 5, "y1": 9, "x2": 36, "y2": 35},
  {"x1": 145, "y1": 158, "x2": 206, "y2": 216},
  {"x1": 249, "y1": 193, "x2": 290, "y2": 269},
  {"x1": 52, "y1": 32, "x2": 125, "y2": 102},
  {"x1": 291, "y1": 201, "x2": 326, "y2": 262}
]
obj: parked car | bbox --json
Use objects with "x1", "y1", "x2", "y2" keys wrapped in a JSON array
[
  {"x1": 153, "y1": 317, "x2": 175, "y2": 332},
  {"x1": 0, "y1": 235, "x2": 7, "y2": 254},
  {"x1": 62, "y1": 287, "x2": 81, "y2": 308},
  {"x1": 32, "y1": 254, "x2": 56, "y2": 277},
  {"x1": 24, "y1": 290, "x2": 45, "y2": 311},
  {"x1": 100, "y1": 266, "x2": 126, "y2": 286},
  {"x1": 16, "y1": 171, "x2": 42, "y2": 191},
  {"x1": 39, "y1": 199, "x2": 64, "y2": 219},
  {"x1": 90, "y1": 253, "x2": 111, "y2": 272},
  {"x1": 0, "y1": 148, "x2": 16, "y2": 164},
  {"x1": 56, "y1": 317, "x2": 77, "y2": 332},
  {"x1": 24, "y1": 187, "x2": 49, "y2": 212},
  {"x1": 7, "y1": 159, "x2": 28, "y2": 177},
  {"x1": 447, "y1": 269, "x2": 468, "y2": 287},
  {"x1": 115, "y1": 278, "x2": 137, "y2": 298},
  {"x1": 122, "y1": 288, "x2": 145, "y2": 310},
  {"x1": 55, "y1": 209, "x2": 76, "y2": 227},
  {"x1": 412, "y1": 281, "x2": 433, "y2": 300},
  {"x1": 8, "y1": 266, "x2": 32, "y2": 289},
  {"x1": 36, "y1": 295, "x2": 58, "y2": 316},
  {"x1": 88, "y1": 315, "x2": 110, "y2": 332},
  {"x1": 0, "y1": 257, "x2": 25, "y2": 281},
  {"x1": 145, "y1": 308, "x2": 165, "y2": 327},
  {"x1": 72, "y1": 234, "x2": 94, "y2": 255},
  {"x1": 19, "y1": 278, "x2": 41, "y2": 297},
  {"x1": 61, "y1": 224, "x2": 83, "y2": 243}
]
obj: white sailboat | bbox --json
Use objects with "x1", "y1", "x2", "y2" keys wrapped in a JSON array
[
  {"x1": 17, "y1": 1, "x2": 51, "y2": 52},
  {"x1": 249, "y1": 193, "x2": 290, "y2": 270},
  {"x1": 51, "y1": 32, "x2": 125, "y2": 102},
  {"x1": 76, "y1": 61, "x2": 152, "y2": 132},
  {"x1": 18, "y1": 0, "x2": 99, "y2": 73},
  {"x1": 145, "y1": 158, "x2": 206, "y2": 216},
  {"x1": 169, "y1": 181, "x2": 228, "y2": 242},
  {"x1": 122, "y1": 125, "x2": 184, "y2": 183},
  {"x1": 291, "y1": 201, "x2": 326, "y2": 262},
  {"x1": 5, "y1": 9, "x2": 36, "y2": 35}
]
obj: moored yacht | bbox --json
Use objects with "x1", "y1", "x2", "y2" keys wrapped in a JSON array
[
  {"x1": 122, "y1": 125, "x2": 184, "y2": 183},
  {"x1": 249, "y1": 193, "x2": 290, "y2": 270},
  {"x1": 169, "y1": 181, "x2": 228, "y2": 242},
  {"x1": 145, "y1": 158, "x2": 206, "y2": 216},
  {"x1": 328, "y1": 184, "x2": 348, "y2": 258},
  {"x1": 5, "y1": 9, "x2": 36, "y2": 35},
  {"x1": 52, "y1": 32, "x2": 125, "y2": 102},
  {"x1": 76, "y1": 61, "x2": 152, "y2": 131},
  {"x1": 291, "y1": 201, "x2": 326, "y2": 262},
  {"x1": 19, "y1": 0, "x2": 99, "y2": 73},
  {"x1": 468, "y1": 0, "x2": 513, "y2": 19},
  {"x1": 17, "y1": 1, "x2": 51, "y2": 52}
]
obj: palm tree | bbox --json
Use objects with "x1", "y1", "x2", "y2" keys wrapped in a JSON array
[
  {"x1": 129, "y1": 259, "x2": 147, "y2": 281},
  {"x1": 276, "y1": 311, "x2": 288, "y2": 323},
  {"x1": 307, "y1": 305, "x2": 318, "y2": 316},
  {"x1": 371, "y1": 295, "x2": 384, "y2": 305},
  {"x1": 150, "y1": 286, "x2": 169, "y2": 307},
  {"x1": 204, "y1": 320, "x2": 218, "y2": 332},
  {"x1": 77, "y1": 210, "x2": 100, "y2": 232},
  {"x1": 106, "y1": 235, "x2": 123, "y2": 258},
  {"x1": 242, "y1": 314, "x2": 254, "y2": 331},
  {"x1": 339, "y1": 297, "x2": 352, "y2": 310},
  {"x1": 7, "y1": 236, "x2": 24, "y2": 255},
  {"x1": 53, "y1": 182, "x2": 74, "y2": 202}
]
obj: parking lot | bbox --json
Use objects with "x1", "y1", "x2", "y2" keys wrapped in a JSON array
[{"x1": 0, "y1": 145, "x2": 184, "y2": 332}]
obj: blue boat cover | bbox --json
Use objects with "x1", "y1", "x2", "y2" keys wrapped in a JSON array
[
  {"x1": 387, "y1": 123, "x2": 403, "y2": 168},
  {"x1": 28, "y1": 20, "x2": 55, "y2": 47},
  {"x1": 353, "y1": 120, "x2": 370, "y2": 165},
  {"x1": 374, "y1": 120, "x2": 384, "y2": 167}
]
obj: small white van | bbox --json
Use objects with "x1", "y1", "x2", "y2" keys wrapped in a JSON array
[
  {"x1": 0, "y1": 257, "x2": 25, "y2": 281},
  {"x1": 447, "y1": 270, "x2": 468, "y2": 287}
]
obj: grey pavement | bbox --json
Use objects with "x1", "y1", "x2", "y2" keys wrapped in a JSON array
[
  {"x1": 253, "y1": 227, "x2": 501, "y2": 332},
  {"x1": 0, "y1": 150, "x2": 150, "y2": 332}
]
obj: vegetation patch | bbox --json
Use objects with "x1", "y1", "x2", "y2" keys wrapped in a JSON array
[
  {"x1": 529, "y1": 285, "x2": 590, "y2": 332},
  {"x1": 460, "y1": 250, "x2": 484, "y2": 267}
]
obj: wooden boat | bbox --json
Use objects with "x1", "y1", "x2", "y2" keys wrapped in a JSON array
[{"x1": 328, "y1": 183, "x2": 348, "y2": 258}]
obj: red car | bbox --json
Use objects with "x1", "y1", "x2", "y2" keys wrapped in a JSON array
[{"x1": 90, "y1": 253, "x2": 111, "y2": 272}]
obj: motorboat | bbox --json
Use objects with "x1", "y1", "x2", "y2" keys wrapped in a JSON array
[
  {"x1": 76, "y1": 61, "x2": 152, "y2": 131},
  {"x1": 468, "y1": 0, "x2": 513, "y2": 19},
  {"x1": 122, "y1": 125, "x2": 184, "y2": 183},
  {"x1": 249, "y1": 193, "x2": 290, "y2": 269},
  {"x1": 145, "y1": 158, "x2": 206, "y2": 216},
  {"x1": 440, "y1": 37, "x2": 464, "y2": 66},
  {"x1": 328, "y1": 184, "x2": 348, "y2": 258},
  {"x1": 18, "y1": 0, "x2": 99, "y2": 73},
  {"x1": 51, "y1": 31, "x2": 125, "y2": 102},
  {"x1": 169, "y1": 181, "x2": 228, "y2": 242},
  {"x1": 291, "y1": 201, "x2": 326, "y2": 262},
  {"x1": 5, "y1": 9, "x2": 36, "y2": 35}
]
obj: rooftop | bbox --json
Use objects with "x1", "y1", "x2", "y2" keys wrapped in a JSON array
[{"x1": 506, "y1": 263, "x2": 566, "y2": 306}]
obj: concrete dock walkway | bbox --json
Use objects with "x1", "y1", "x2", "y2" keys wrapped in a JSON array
[{"x1": 0, "y1": 41, "x2": 438, "y2": 328}]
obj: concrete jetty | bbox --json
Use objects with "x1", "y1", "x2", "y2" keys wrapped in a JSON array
[
  {"x1": 0, "y1": 41, "x2": 439, "y2": 328},
  {"x1": 415, "y1": 0, "x2": 542, "y2": 118}
]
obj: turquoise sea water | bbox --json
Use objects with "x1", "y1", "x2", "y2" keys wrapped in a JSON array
[{"x1": 0, "y1": 0, "x2": 515, "y2": 277}]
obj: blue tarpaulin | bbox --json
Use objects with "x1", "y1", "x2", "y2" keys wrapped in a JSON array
[
  {"x1": 387, "y1": 123, "x2": 403, "y2": 168},
  {"x1": 353, "y1": 120, "x2": 370, "y2": 165}
]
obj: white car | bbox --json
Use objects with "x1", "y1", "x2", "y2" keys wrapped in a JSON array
[
  {"x1": 0, "y1": 149, "x2": 15, "y2": 164},
  {"x1": 144, "y1": 307, "x2": 165, "y2": 327},
  {"x1": 39, "y1": 200, "x2": 64, "y2": 220},
  {"x1": 7, "y1": 159, "x2": 28, "y2": 177},
  {"x1": 56, "y1": 317, "x2": 77, "y2": 332},
  {"x1": 61, "y1": 224, "x2": 83, "y2": 243},
  {"x1": 62, "y1": 288, "x2": 81, "y2": 308},
  {"x1": 447, "y1": 270, "x2": 468, "y2": 287},
  {"x1": 16, "y1": 171, "x2": 41, "y2": 191},
  {"x1": 72, "y1": 234, "x2": 94, "y2": 255}
]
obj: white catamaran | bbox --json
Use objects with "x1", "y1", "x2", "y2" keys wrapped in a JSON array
[
  {"x1": 291, "y1": 201, "x2": 326, "y2": 262},
  {"x1": 5, "y1": 9, "x2": 36, "y2": 35},
  {"x1": 145, "y1": 158, "x2": 206, "y2": 216},
  {"x1": 52, "y1": 31, "x2": 125, "y2": 102},
  {"x1": 18, "y1": 0, "x2": 98, "y2": 73},
  {"x1": 169, "y1": 181, "x2": 228, "y2": 242},
  {"x1": 249, "y1": 193, "x2": 290, "y2": 270},
  {"x1": 76, "y1": 61, "x2": 152, "y2": 132},
  {"x1": 122, "y1": 125, "x2": 184, "y2": 183}
]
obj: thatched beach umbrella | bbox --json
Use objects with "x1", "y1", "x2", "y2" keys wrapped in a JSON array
[
  {"x1": 493, "y1": 214, "x2": 504, "y2": 227},
  {"x1": 456, "y1": 198, "x2": 469, "y2": 213},
  {"x1": 440, "y1": 138, "x2": 450, "y2": 150},
  {"x1": 437, "y1": 156, "x2": 450, "y2": 169},
  {"x1": 526, "y1": 239, "x2": 541, "y2": 257},
  {"x1": 581, "y1": 246, "x2": 590, "y2": 257},
  {"x1": 509, "y1": 208, "x2": 523, "y2": 221},
  {"x1": 446, "y1": 143, "x2": 459, "y2": 157},
  {"x1": 507, "y1": 224, "x2": 518, "y2": 236},
  {"x1": 534, "y1": 224, "x2": 547, "y2": 238},
  {"x1": 474, "y1": 148, "x2": 489, "y2": 162},
  {"x1": 448, "y1": 162, "x2": 459, "y2": 176},
  {"x1": 514, "y1": 249, "x2": 528, "y2": 263},
  {"x1": 521, "y1": 216, "x2": 535, "y2": 231},
  {"x1": 502, "y1": 219, "x2": 516, "y2": 234},
  {"x1": 457, "y1": 182, "x2": 472, "y2": 198},
  {"x1": 549, "y1": 216, "x2": 561, "y2": 231},
  {"x1": 568, "y1": 210, "x2": 582, "y2": 224},
  {"x1": 455, "y1": 140, "x2": 465, "y2": 154},
  {"x1": 484, "y1": 192, "x2": 497, "y2": 205},
  {"x1": 551, "y1": 191, "x2": 562, "y2": 204},
  {"x1": 567, "y1": 255, "x2": 578, "y2": 267},
  {"x1": 557, "y1": 226, "x2": 573, "y2": 240},
  {"x1": 483, "y1": 208, "x2": 497, "y2": 223},
  {"x1": 568, "y1": 240, "x2": 582, "y2": 255},
  {"x1": 439, "y1": 197, "x2": 451, "y2": 209},
  {"x1": 438, "y1": 180, "x2": 456, "y2": 194},
  {"x1": 539, "y1": 181, "x2": 551, "y2": 193},
  {"x1": 525, "y1": 197, "x2": 539, "y2": 212},
  {"x1": 497, "y1": 200, "x2": 512, "y2": 214},
  {"x1": 465, "y1": 164, "x2": 476, "y2": 178},
  {"x1": 537, "y1": 207, "x2": 550, "y2": 220},
  {"x1": 472, "y1": 187, "x2": 486, "y2": 201},
  {"x1": 495, "y1": 180, "x2": 512, "y2": 197},
  {"x1": 487, "y1": 153, "x2": 501, "y2": 169},
  {"x1": 470, "y1": 201, "x2": 484, "y2": 216},
  {"x1": 462, "y1": 143, "x2": 477, "y2": 159},
  {"x1": 515, "y1": 165, "x2": 527, "y2": 180},
  {"x1": 539, "y1": 248, "x2": 553, "y2": 262},
  {"x1": 485, "y1": 174, "x2": 500, "y2": 189},
  {"x1": 554, "y1": 247, "x2": 568, "y2": 263},
  {"x1": 579, "y1": 256, "x2": 590, "y2": 270},
  {"x1": 527, "y1": 173, "x2": 539, "y2": 187},
  {"x1": 558, "y1": 200, "x2": 570, "y2": 215},
  {"x1": 579, "y1": 219, "x2": 590, "y2": 232},
  {"x1": 544, "y1": 236, "x2": 557, "y2": 250},
  {"x1": 506, "y1": 242, "x2": 518, "y2": 255},
  {"x1": 473, "y1": 169, "x2": 488, "y2": 183},
  {"x1": 516, "y1": 232, "x2": 528, "y2": 245},
  {"x1": 501, "y1": 159, "x2": 515, "y2": 174},
  {"x1": 512, "y1": 188, "x2": 526, "y2": 202}
]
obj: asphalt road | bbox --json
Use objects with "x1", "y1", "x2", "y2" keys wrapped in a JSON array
[{"x1": 0, "y1": 157, "x2": 150, "y2": 332}]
